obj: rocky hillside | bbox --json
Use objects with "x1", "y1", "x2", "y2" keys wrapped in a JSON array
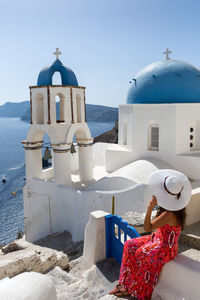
[{"x1": 94, "y1": 120, "x2": 118, "y2": 144}]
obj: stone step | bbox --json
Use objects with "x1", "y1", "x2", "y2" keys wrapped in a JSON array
[
  {"x1": 179, "y1": 233, "x2": 200, "y2": 249},
  {"x1": 0, "y1": 239, "x2": 69, "y2": 279},
  {"x1": 178, "y1": 246, "x2": 200, "y2": 262},
  {"x1": 179, "y1": 222, "x2": 200, "y2": 249}
]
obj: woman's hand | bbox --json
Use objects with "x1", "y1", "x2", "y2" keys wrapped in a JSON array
[
  {"x1": 144, "y1": 194, "x2": 173, "y2": 231},
  {"x1": 144, "y1": 196, "x2": 157, "y2": 231},
  {"x1": 148, "y1": 195, "x2": 157, "y2": 210}
]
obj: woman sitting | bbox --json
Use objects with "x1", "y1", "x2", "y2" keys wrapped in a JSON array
[{"x1": 109, "y1": 169, "x2": 191, "y2": 299}]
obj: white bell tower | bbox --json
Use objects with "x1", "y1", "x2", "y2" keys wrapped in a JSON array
[{"x1": 23, "y1": 49, "x2": 94, "y2": 187}]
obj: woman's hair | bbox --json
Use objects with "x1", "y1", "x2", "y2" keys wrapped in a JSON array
[{"x1": 156, "y1": 206, "x2": 187, "y2": 230}]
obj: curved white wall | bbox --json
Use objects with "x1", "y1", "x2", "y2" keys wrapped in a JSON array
[
  {"x1": 87, "y1": 158, "x2": 173, "y2": 191},
  {"x1": 0, "y1": 272, "x2": 56, "y2": 300}
]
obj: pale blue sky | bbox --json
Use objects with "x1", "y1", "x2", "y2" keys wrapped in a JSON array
[{"x1": 1, "y1": 0, "x2": 200, "y2": 107}]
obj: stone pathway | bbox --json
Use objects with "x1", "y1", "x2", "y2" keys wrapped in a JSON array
[
  {"x1": 43, "y1": 228, "x2": 200, "y2": 300},
  {"x1": 1, "y1": 222, "x2": 200, "y2": 299},
  {"x1": 35, "y1": 231, "x2": 83, "y2": 262},
  {"x1": 0, "y1": 238, "x2": 69, "y2": 280},
  {"x1": 47, "y1": 257, "x2": 122, "y2": 299}
]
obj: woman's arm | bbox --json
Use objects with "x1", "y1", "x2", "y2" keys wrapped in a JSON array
[{"x1": 144, "y1": 196, "x2": 172, "y2": 231}]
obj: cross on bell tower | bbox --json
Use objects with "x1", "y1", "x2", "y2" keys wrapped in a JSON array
[
  {"x1": 54, "y1": 48, "x2": 62, "y2": 60},
  {"x1": 163, "y1": 48, "x2": 172, "y2": 60}
]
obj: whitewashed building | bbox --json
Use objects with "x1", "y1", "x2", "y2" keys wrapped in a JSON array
[
  {"x1": 23, "y1": 49, "x2": 200, "y2": 243},
  {"x1": 107, "y1": 49, "x2": 200, "y2": 180}
]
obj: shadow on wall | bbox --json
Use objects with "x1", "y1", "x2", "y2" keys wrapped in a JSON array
[{"x1": 86, "y1": 176, "x2": 137, "y2": 191}]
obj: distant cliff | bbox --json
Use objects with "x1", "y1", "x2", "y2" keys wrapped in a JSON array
[
  {"x1": 0, "y1": 101, "x2": 29, "y2": 118},
  {"x1": 21, "y1": 103, "x2": 118, "y2": 123},
  {"x1": 0, "y1": 101, "x2": 118, "y2": 123},
  {"x1": 85, "y1": 104, "x2": 118, "y2": 122}
]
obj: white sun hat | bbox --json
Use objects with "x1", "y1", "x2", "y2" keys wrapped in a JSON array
[{"x1": 148, "y1": 169, "x2": 192, "y2": 211}]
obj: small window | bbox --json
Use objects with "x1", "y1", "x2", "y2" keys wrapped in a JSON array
[
  {"x1": 150, "y1": 125, "x2": 159, "y2": 150},
  {"x1": 190, "y1": 127, "x2": 194, "y2": 132},
  {"x1": 190, "y1": 135, "x2": 193, "y2": 140},
  {"x1": 190, "y1": 143, "x2": 193, "y2": 148}
]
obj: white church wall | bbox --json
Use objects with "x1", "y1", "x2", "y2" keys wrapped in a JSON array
[
  {"x1": 176, "y1": 104, "x2": 192, "y2": 154},
  {"x1": 25, "y1": 147, "x2": 43, "y2": 183},
  {"x1": 24, "y1": 176, "x2": 149, "y2": 242},
  {"x1": 40, "y1": 167, "x2": 54, "y2": 180},
  {"x1": 131, "y1": 104, "x2": 176, "y2": 159},
  {"x1": 108, "y1": 104, "x2": 176, "y2": 172},
  {"x1": 108, "y1": 102, "x2": 200, "y2": 179},
  {"x1": 83, "y1": 210, "x2": 109, "y2": 269},
  {"x1": 171, "y1": 154, "x2": 200, "y2": 180},
  {"x1": 26, "y1": 124, "x2": 62, "y2": 145},
  {"x1": 69, "y1": 183, "x2": 148, "y2": 242},
  {"x1": 186, "y1": 188, "x2": 200, "y2": 225},
  {"x1": 93, "y1": 142, "x2": 120, "y2": 167},
  {"x1": 24, "y1": 152, "x2": 200, "y2": 243},
  {"x1": 23, "y1": 180, "x2": 55, "y2": 242},
  {"x1": 49, "y1": 185, "x2": 78, "y2": 236},
  {"x1": 72, "y1": 88, "x2": 85, "y2": 123},
  {"x1": 53, "y1": 149, "x2": 72, "y2": 186},
  {"x1": 71, "y1": 145, "x2": 79, "y2": 172},
  {"x1": 106, "y1": 102, "x2": 200, "y2": 180},
  {"x1": 66, "y1": 123, "x2": 92, "y2": 144},
  {"x1": 88, "y1": 160, "x2": 157, "y2": 191},
  {"x1": 119, "y1": 105, "x2": 133, "y2": 148},
  {"x1": 176, "y1": 103, "x2": 200, "y2": 154},
  {"x1": 105, "y1": 147, "x2": 137, "y2": 172},
  {"x1": 78, "y1": 145, "x2": 93, "y2": 182}
]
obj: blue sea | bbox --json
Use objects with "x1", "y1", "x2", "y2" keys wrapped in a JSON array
[{"x1": 0, "y1": 118, "x2": 114, "y2": 245}]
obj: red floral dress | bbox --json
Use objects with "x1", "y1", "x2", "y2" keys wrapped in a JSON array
[{"x1": 119, "y1": 224, "x2": 181, "y2": 299}]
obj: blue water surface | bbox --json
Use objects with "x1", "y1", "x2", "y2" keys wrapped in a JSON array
[{"x1": 0, "y1": 118, "x2": 114, "y2": 245}]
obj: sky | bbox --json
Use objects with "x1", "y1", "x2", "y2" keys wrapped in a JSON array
[{"x1": 1, "y1": 0, "x2": 200, "y2": 107}]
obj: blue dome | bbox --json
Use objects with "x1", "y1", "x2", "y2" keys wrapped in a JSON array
[
  {"x1": 127, "y1": 60, "x2": 200, "y2": 104},
  {"x1": 37, "y1": 59, "x2": 78, "y2": 87}
]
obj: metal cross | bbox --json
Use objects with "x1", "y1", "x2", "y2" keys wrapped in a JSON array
[
  {"x1": 53, "y1": 48, "x2": 62, "y2": 60},
  {"x1": 163, "y1": 48, "x2": 172, "y2": 60}
]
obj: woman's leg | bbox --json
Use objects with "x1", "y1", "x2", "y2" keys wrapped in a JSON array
[
  {"x1": 109, "y1": 236, "x2": 151, "y2": 296},
  {"x1": 119, "y1": 235, "x2": 150, "y2": 282}
]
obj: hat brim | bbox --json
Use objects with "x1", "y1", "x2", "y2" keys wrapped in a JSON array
[{"x1": 148, "y1": 169, "x2": 192, "y2": 211}]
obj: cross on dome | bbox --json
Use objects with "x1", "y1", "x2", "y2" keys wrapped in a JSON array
[
  {"x1": 163, "y1": 48, "x2": 172, "y2": 60},
  {"x1": 53, "y1": 48, "x2": 62, "y2": 60}
]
